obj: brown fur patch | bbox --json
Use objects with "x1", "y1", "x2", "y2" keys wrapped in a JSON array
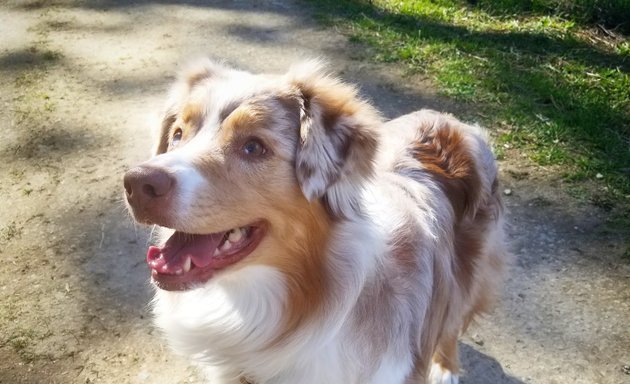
[
  {"x1": 452, "y1": 222, "x2": 484, "y2": 292},
  {"x1": 411, "y1": 122, "x2": 485, "y2": 292},
  {"x1": 405, "y1": 352, "x2": 426, "y2": 384},
  {"x1": 432, "y1": 334, "x2": 460, "y2": 374},
  {"x1": 461, "y1": 185, "x2": 505, "y2": 331},
  {"x1": 181, "y1": 103, "x2": 205, "y2": 130},
  {"x1": 430, "y1": 195, "x2": 503, "y2": 376},
  {"x1": 409, "y1": 118, "x2": 505, "y2": 380},
  {"x1": 223, "y1": 104, "x2": 269, "y2": 132},
  {"x1": 185, "y1": 63, "x2": 216, "y2": 88},
  {"x1": 215, "y1": 104, "x2": 269, "y2": 159},
  {"x1": 264, "y1": 194, "x2": 332, "y2": 345},
  {"x1": 455, "y1": 181, "x2": 504, "y2": 302},
  {"x1": 219, "y1": 100, "x2": 242, "y2": 122},
  {"x1": 411, "y1": 123, "x2": 481, "y2": 222}
]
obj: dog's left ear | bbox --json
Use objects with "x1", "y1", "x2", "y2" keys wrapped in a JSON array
[{"x1": 287, "y1": 61, "x2": 381, "y2": 217}]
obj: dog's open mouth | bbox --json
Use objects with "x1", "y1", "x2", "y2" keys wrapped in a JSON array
[{"x1": 146, "y1": 221, "x2": 267, "y2": 291}]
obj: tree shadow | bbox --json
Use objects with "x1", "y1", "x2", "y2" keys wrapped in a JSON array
[
  {"x1": 227, "y1": 23, "x2": 286, "y2": 43},
  {"x1": 0, "y1": 121, "x2": 112, "y2": 162},
  {"x1": 10, "y1": 0, "x2": 305, "y2": 15},
  {"x1": 0, "y1": 47, "x2": 65, "y2": 69}
]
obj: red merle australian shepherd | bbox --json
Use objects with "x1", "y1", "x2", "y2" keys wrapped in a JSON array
[{"x1": 124, "y1": 59, "x2": 507, "y2": 384}]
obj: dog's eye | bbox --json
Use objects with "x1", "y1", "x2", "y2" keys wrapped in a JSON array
[
  {"x1": 242, "y1": 139, "x2": 266, "y2": 157},
  {"x1": 171, "y1": 128, "x2": 183, "y2": 147}
]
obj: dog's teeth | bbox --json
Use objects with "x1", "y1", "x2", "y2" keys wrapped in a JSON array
[
  {"x1": 213, "y1": 247, "x2": 220, "y2": 256},
  {"x1": 183, "y1": 257, "x2": 191, "y2": 273},
  {"x1": 175, "y1": 269, "x2": 183, "y2": 275},
  {"x1": 228, "y1": 228, "x2": 243, "y2": 243},
  {"x1": 221, "y1": 240, "x2": 232, "y2": 251}
]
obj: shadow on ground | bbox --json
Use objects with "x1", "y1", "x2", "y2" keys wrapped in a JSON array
[{"x1": 460, "y1": 343, "x2": 524, "y2": 384}]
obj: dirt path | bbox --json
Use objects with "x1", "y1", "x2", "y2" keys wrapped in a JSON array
[{"x1": 1, "y1": 1, "x2": 628, "y2": 383}]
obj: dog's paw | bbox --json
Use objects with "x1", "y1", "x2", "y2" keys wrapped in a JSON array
[{"x1": 429, "y1": 363, "x2": 459, "y2": 384}]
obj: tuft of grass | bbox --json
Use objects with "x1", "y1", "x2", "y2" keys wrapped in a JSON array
[
  {"x1": 310, "y1": 0, "x2": 630, "y2": 221},
  {"x1": 40, "y1": 48, "x2": 63, "y2": 61},
  {"x1": 1, "y1": 222, "x2": 23, "y2": 243},
  {"x1": 9, "y1": 335, "x2": 31, "y2": 352},
  {"x1": 3, "y1": 327, "x2": 54, "y2": 363}
]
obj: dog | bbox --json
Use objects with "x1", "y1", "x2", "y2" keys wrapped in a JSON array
[{"x1": 123, "y1": 59, "x2": 507, "y2": 384}]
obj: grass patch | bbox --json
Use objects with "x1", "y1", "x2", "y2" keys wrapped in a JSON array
[
  {"x1": 475, "y1": 0, "x2": 630, "y2": 35},
  {"x1": 1, "y1": 222, "x2": 23, "y2": 243},
  {"x1": 3, "y1": 327, "x2": 54, "y2": 363},
  {"x1": 310, "y1": 0, "x2": 630, "y2": 218}
]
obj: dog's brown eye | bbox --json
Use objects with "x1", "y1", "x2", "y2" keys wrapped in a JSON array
[
  {"x1": 242, "y1": 139, "x2": 266, "y2": 157},
  {"x1": 171, "y1": 128, "x2": 183, "y2": 147}
]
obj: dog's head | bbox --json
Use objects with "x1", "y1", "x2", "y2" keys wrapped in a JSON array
[{"x1": 124, "y1": 59, "x2": 381, "y2": 291}]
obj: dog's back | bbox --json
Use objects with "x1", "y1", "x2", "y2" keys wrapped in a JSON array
[{"x1": 371, "y1": 109, "x2": 507, "y2": 382}]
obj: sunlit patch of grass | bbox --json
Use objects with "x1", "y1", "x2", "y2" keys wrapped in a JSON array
[{"x1": 311, "y1": 0, "x2": 630, "y2": 224}]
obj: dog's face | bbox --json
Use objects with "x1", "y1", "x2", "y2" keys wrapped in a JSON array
[{"x1": 124, "y1": 60, "x2": 380, "y2": 291}]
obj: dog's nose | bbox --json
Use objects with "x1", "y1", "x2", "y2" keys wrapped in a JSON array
[{"x1": 124, "y1": 165, "x2": 174, "y2": 208}]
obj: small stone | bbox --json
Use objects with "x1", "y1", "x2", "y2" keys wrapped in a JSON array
[
  {"x1": 137, "y1": 370, "x2": 150, "y2": 381},
  {"x1": 472, "y1": 333, "x2": 484, "y2": 346},
  {"x1": 622, "y1": 364, "x2": 630, "y2": 375},
  {"x1": 503, "y1": 188, "x2": 512, "y2": 196},
  {"x1": 596, "y1": 173, "x2": 604, "y2": 179}
]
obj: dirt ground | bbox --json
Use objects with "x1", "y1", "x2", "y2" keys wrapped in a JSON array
[{"x1": 0, "y1": 1, "x2": 628, "y2": 383}]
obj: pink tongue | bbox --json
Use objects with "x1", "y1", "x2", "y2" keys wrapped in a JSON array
[{"x1": 146, "y1": 232, "x2": 226, "y2": 274}]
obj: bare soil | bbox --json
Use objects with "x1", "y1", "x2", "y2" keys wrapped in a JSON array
[{"x1": 1, "y1": 1, "x2": 628, "y2": 383}]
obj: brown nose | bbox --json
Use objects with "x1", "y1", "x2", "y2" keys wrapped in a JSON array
[{"x1": 124, "y1": 165, "x2": 174, "y2": 218}]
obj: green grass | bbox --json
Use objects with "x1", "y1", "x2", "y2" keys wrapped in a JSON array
[
  {"x1": 476, "y1": 0, "x2": 630, "y2": 34},
  {"x1": 310, "y1": 0, "x2": 630, "y2": 217}
]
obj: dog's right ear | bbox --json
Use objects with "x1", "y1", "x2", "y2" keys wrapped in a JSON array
[{"x1": 153, "y1": 59, "x2": 227, "y2": 156}]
